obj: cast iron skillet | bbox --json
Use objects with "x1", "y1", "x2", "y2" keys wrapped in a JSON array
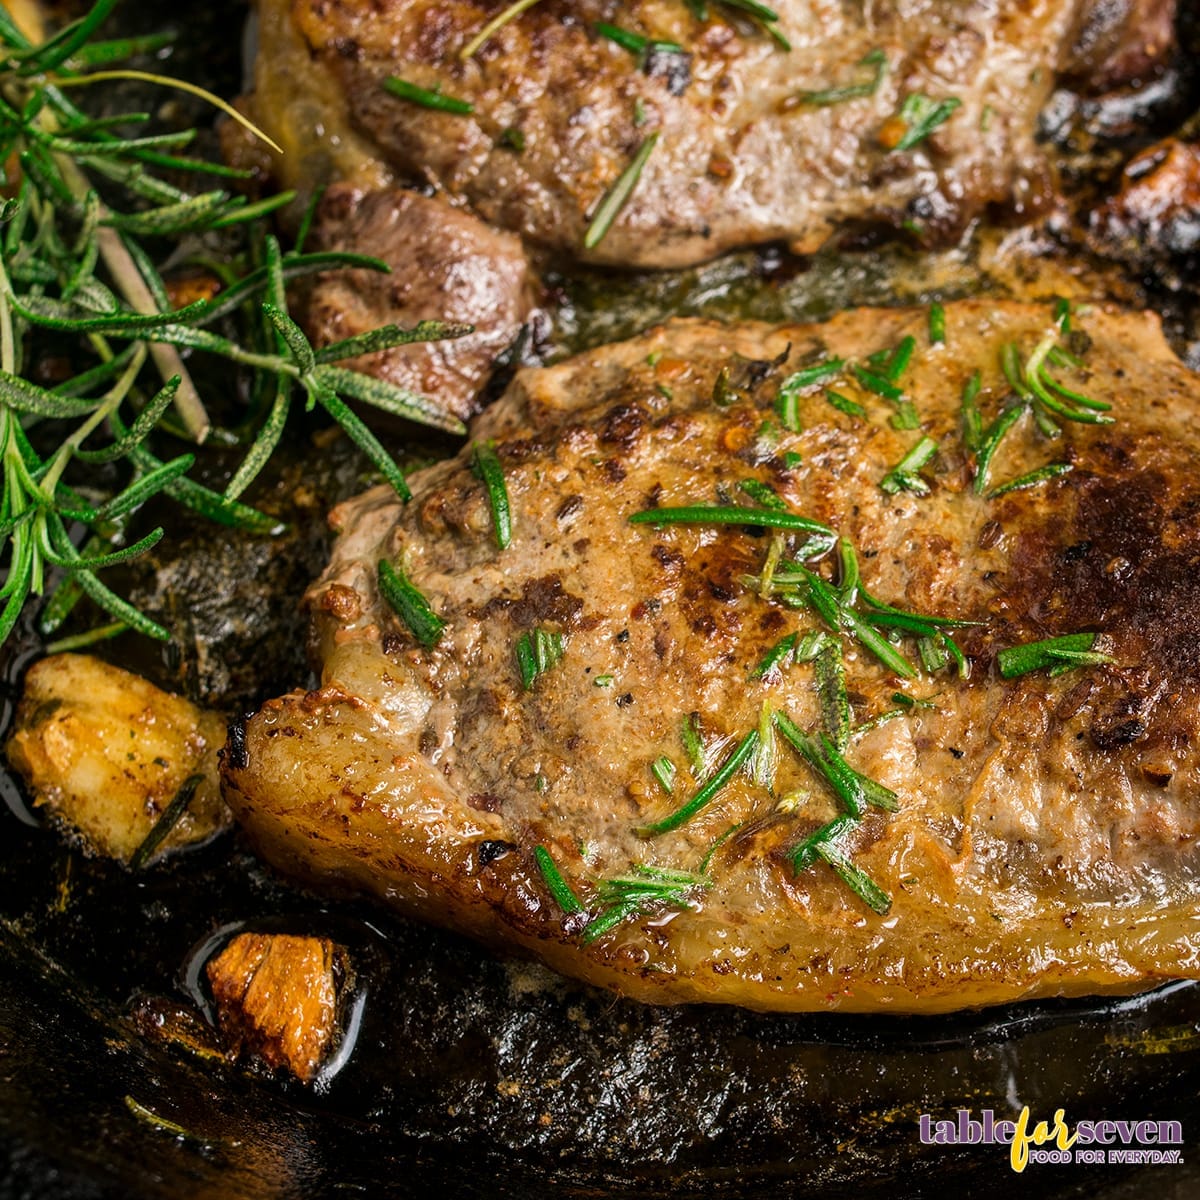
[{"x1": 3, "y1": 3, "x2": 1200, "y2": 1197}]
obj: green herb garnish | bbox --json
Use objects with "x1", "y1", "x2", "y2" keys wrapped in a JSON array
[
  {"x1": 792, "y1": 48, "x2": 886, "y2": 106},
  {"x1": 987, "y1": 461, "x2": 1072, "y2": 499},
  {"x1": 515, "y1": 627, "x2": 565, "y2": 689},
  {"x1": 582, "y1": 864, "x2": 711, "y2": 942},
  {"x1": 651, "y1": 755, "x2": 677, "y2": 793},
  {"x1": 753, "y1": 630, "x2": 798, "y2": 678},
  {"x1": 972, "y1": 402, "x2": 1026, "y2": 495},
  {"x1": 637, "y1": 728, "x2": 758, "y2": 835},
  {"x1": 880, "y1": 435, "x2": 939, "y2": 496},
  {"x1": 787, "y1": 817, "x2": 892, "y2": 912},
  {"x1": 595, "y1": 21, "x2": 684, "y2": 57},
  {"x1": 814, "y1": 637, "x2": 850, "y2": 751},
  {"x1": 890, "y1": 94, "x2": 961, "y2": 151},
  {"x1": 0, "y1": 12, "x2": 468, "y2": 650},
  {"x1": 960, "y1": 371, "x2": 983, "y2": 452},
  {"x1": 824, "y1": 389, "x2": 865, "y2": 418},
  {"x1": 534, "y1": 845, "x2": 585, "y2": 914},
  {"x1": 471, "y1": 439, "x2": 512, "y2": 549},
  {"x1": 681, "y1": 712, "x2": 707, "y2": 777},
  {"x1": 629, "y1": 504, "x2": 833, "y2": 536},
  {"x1": 584, "y1": 132, "x2": 660, "y2": 250},
  {"x1": 460, "y1": 0, "x2": 545, "y2": 59},
  {"x1": 997, "y1": 632, "x2": 1113, "y2": 679},
  {"x1": 378, "y1": 559, "x2": 446, "y2": 648},
  {"x1": 383, "y1": 76, "x2": 474, "y2": 115},
  {"x1": 929, "y1": 302, "x2": 946, "y2": 345},
  {"x1": 129, "y1": 772, "x2": 204, "y2": 870}
]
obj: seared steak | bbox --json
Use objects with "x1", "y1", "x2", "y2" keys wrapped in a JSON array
[
  {"x1": 305, "y1": 185, "x2": 539, "y2": 423},
  {"x1": 251, "y1": 0, "x2": 1175, "y2": 267},
  {"x1": 224, "y1": 300, "x2": 1200, "y2": 1013}
]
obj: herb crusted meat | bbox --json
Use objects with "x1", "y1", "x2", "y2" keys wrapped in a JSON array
[
  {"x1": 251, "y1": 0, "x2": 1175, "y2": 267},
  {"x1": 223, "y1": 300, "x2": 1200, "y2": 1013}
]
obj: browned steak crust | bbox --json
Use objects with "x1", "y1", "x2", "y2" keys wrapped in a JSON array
[
  {"x1": 250, "y1": 0, "x2": 1175, "y2": 267},
  {"x1": 223, "y1": 300, "x2": 1200, "y2": 1013},
  {"x1": 305, "y1": 185, "x2": 539, "y2": 422}
]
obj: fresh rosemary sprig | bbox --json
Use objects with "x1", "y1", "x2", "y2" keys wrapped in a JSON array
[{"x1": 0, "y1": 2, "x2": 469, "y2": 648}]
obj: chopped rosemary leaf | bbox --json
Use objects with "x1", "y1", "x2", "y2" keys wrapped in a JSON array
[
  {"x1": 584, "y1": 132, "x2": 660, "y2": 250},
  {"x1": 582, "y1": 864, "x2": 711, "y2": 943},
  {"x1": 681, "y1": 712, "x2": 707, "y2": 777},
  {"x1": 717, "y1": 0, "x2": 791, "y2": 49},
  {"x1": 629, "y1": 505, "x2": 833, "y2": 536},
  {"x1": 794, "y1": 629, "x2": 827, "y2": 662},
  {"x1": 890, "y1": 401, "x2": 920, "y2": 430},
  {"x1": 515, "y1": 627, "x2": 565, "y2": 689},
  {"x1": 637, "y1": 728, "x2": 758, "y2": 836},
  {"x1": 471, "y1": 440, "x2": 512, "y2": 549},
  {"x1": 783, "y1": 358, "x2": 845, "y2": 391},
  {"x1": 594, "y1": 674, "x2": 614, "y2": 686},
  {"x1": 776, "y1": 360, "x2": 844, "y2": 429},
  {"x1": 652, "y1": 755, "x2": 677, "y2": 793},
  {"x1": 129, "y1": 773, "x2": 204, "y2": 870},
  {"x1": 987, "y1": 461, "x2": 1072, "y2": 499},
  {"x1": 753, "y1": 630, "x2": 798, "y2": 678},
  {"x1": 383, "y1": 76, "x2": 474, "y2": 115},
  {"x1": 816, "y1": 840, "x2": 892, "y2": 915},
  {"x1": 960, "y1": 370, "x2": 983, "y2": 453},
  {"x1": 534, "y1": 845, "x2": 585, "y2": 914},
  {"x1": 824, "y1": 389, "x2": 865, "y2": 418},
  {"x1": 815, "y1": 637, "x2": 850, "y2": 751},
  {"x1": 972, "y1": 402, "x2": 1027, "y2": 496},
  {"x1": 775, "y1": 384, "x2": 801, "y2": 431},
  {"x1": 880, "y1": 435, "x2": 939, "y2": 496},
  {"x1": 881, "y1": 336, "x2": 916, "y2": 384},
  {"x1": 775, "y1": 712, "x2": 899, "y2": 820},
  {"x1": 738, "y1": 479, "x2": 788, "y2": 511},
  {"x1": 751, "y1": 700, "x2": 777, "y2": 789},
  {"x1": 929, "y1": 302, "x2": 946, "y2": 345},
  {"x1": 460, "y1": 0, "x2": 545, "y2": 58},
  {"x1": 378, "y1": 559, "x2": 445, "y2": 648},
  {"x1": 850, "y1": 364, "x2": 904, "y2": 401},
  {"x1": 595, "y1": 21, "x2": 684, "y2": 56},
  {"x1": 698, "y1": 821, "x2": 744, "y2": 874},
  {"x1": 890, "y1": 93, "x2": 961, "y2": 152},
  {"x1": 792, "y1": 48, "x2": 886, "y2": 106},
  {"x1": 498, "y1": 126, "x2": 526, "y2": 152},
  {"x1": 1054, "y1": 296, "x2": 1072, "y2": 333},
  {"x1": 783, "y1": 451, "x2": 804, "y2": 469},
  {"x1": 997, "y1": 632, "x2": 1113, "y2": 680}
]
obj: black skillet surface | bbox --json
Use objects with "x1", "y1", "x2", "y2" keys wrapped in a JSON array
[{"x1": 4, "y1": 2, "x2": 1200, "y2": 1197}]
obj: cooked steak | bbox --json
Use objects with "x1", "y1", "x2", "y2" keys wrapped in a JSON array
[
  {"x1": 305, "y1": 185, "x2": 540, "y2": 422},
  {"x1": 251, "y1": 0, "x2": 1176, "y2": 267},
  {"x1": 223, "y1": 300, "x2": 1200, "y2": 1013}
]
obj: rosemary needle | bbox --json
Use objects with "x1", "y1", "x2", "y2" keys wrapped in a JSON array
[
  {"x1": 584, "y1": 132, "x2": 660, "y2": 250},
  {"x1": 637, "y1": 728, "x2": 758, "y2": 836},
  {"x1": 472, "y1": 440, "x2": 512, "y2": 549}
]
